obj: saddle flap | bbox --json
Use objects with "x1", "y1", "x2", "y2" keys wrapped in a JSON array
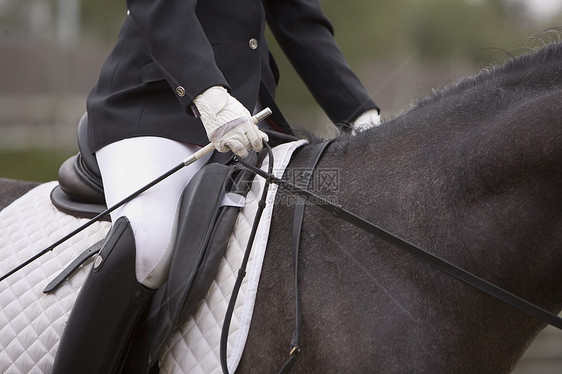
[{"x1": 124, "y1": 153, "x2": 259, "y2": 369}]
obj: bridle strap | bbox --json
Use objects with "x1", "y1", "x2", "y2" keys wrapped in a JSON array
[
  {"x1": 220, "y1": 145, "x2": 274, "y2": 374},
  {"x1": 278, "y1": 140, "x2": 333, "y2": 374},
  {"x1": 238, "y1": 156, "x2": 562, "y2": 332}
]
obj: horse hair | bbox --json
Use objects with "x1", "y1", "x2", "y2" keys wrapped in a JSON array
[
  {"x1": 414, "y1": 41, "x2": 562, "y2": 111},
  {"x1": 241, "y1": 41, "x2": 562, "y2": 374}
]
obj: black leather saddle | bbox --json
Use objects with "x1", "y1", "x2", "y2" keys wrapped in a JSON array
[
  {"x1": 50, "y1": 112, "x2": 299, "y2": 221},
  {"x1": 48, "y1": 113, "x2": 264, "y2": 372},
  {"x1": 50, "y1": 112, "x2": 108, "y2": 220}
]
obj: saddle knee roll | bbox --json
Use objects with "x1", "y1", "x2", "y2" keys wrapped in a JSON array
[{"x1": 52, "y1": 216, "x2": 155, "y2": 374}]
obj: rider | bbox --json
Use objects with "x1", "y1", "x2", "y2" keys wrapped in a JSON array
[{"x1": 53, "y1": 0, "x2": 380, "y2": 372}]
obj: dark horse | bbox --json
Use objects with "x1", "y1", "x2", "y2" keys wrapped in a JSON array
[{"x1": 1, "y1": 42, "x2": 561, "y2": 373}]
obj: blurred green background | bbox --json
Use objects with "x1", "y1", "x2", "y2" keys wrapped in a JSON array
[{"x1": 0, "y1": 0, "x2": 560, "y2": 182}]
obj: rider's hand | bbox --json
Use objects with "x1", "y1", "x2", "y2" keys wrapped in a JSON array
[
  {"x1": 351, "y1": 109, "x2": 381, "y2": 136},
  {"x1": 193, "y1": 86, "x2": 268, "y2": 158}
]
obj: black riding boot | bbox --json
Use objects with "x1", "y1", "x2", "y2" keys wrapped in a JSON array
[{"x1": 52, "y1": 216, "x2": 155, "y2": 374}]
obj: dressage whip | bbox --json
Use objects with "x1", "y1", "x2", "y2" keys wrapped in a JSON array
[{"x1": 0, "y1": 108, "x2": 272, "y2": 283}]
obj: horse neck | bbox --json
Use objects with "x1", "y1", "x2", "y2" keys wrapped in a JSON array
[
  {"x1": 325, "y1": 44, "x2": 562, "y2": 319},
  {"x1": 270, "y1": 44, "x2": 561, "y2": 373}
]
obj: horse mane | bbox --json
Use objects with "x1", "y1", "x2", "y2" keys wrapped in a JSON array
[
  {"x1": 414, "y1": 41, "x2": 562, "y2": 112},
  {"x1": 328, "y1": 40, "x2": 561, "y2": 209},
  {"x1": 330, "y1": 40, "x2": 561, "y2": 147}
]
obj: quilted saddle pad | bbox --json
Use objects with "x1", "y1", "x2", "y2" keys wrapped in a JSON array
[{"x1": 0, "y1": 140, "x2": 306, "y2": 373}]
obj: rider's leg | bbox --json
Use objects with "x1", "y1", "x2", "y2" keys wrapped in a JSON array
[
  {"x1": 52, "y1": 216, "x2": 152, "y2": 373},
  {"x1": 52, "y1": 137, "x2": 210, "y2": 373},
  {"x1": 95, "y1": 136, "x2": 211, "y2": 289}
]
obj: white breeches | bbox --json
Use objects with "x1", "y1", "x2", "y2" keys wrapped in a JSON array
[{"x1": 96, "y1": 137, "x2": 211, "y2": 289}]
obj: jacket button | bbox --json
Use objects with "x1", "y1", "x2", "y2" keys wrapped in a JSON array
[
  {"x1": 176, "y1": 86, "x2": 186, "y2": 97},
  {"x1": 249, "y1": 38, "x2": 258, "y2": 50}
]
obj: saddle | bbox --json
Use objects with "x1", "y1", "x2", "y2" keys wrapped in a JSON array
[
  {"x1": 50, "y1": 113, "x2": 107, "y2": 220},
  {"x1": 127, "y1": 157, "x2": 259, "y2": 372},
  {"x1": 49, "y1": 113, "x2": 262, "y2": 372}
]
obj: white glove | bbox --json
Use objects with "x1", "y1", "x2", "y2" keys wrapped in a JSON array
[
  {"x1": 193, "y1": 86, "x2": 268, "y2": 158},
  {"x1": 351, "y1": 109, "x2": 381, "y2": 136}
]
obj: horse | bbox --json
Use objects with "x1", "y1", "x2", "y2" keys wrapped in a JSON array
[
  {"x1": 0, "y1": 178, "x2": 38, "y2": 212},
  {"x1": 1, "y1": 42, "x2": 561, "y2": 373}
]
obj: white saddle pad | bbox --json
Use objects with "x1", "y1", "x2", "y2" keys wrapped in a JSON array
[{"x1": 0, "y1": 140, "x2": 306, "y2": 374}]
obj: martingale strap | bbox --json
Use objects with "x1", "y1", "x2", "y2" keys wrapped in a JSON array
[
  {"x1": 279, "y1": 140, "x2": 333, "y2": 374},
  {"x1": 220, "y1": 141, "x2": 332, "y2": 374}
]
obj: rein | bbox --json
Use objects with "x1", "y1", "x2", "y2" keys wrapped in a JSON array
[
  {"x1": 219, "y1": 141, "x2": 330, "y2": 374},
  {"x1": 220, "y1": 144, "x2": 275, "y2": 374},
  {"x1": 232, "y1": 140, "x2": 562, "y2": 369}
]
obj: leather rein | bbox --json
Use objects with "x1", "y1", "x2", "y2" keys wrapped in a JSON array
[{"x1": 224, "y1": 140, "x2": 562, "y2": 373}]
